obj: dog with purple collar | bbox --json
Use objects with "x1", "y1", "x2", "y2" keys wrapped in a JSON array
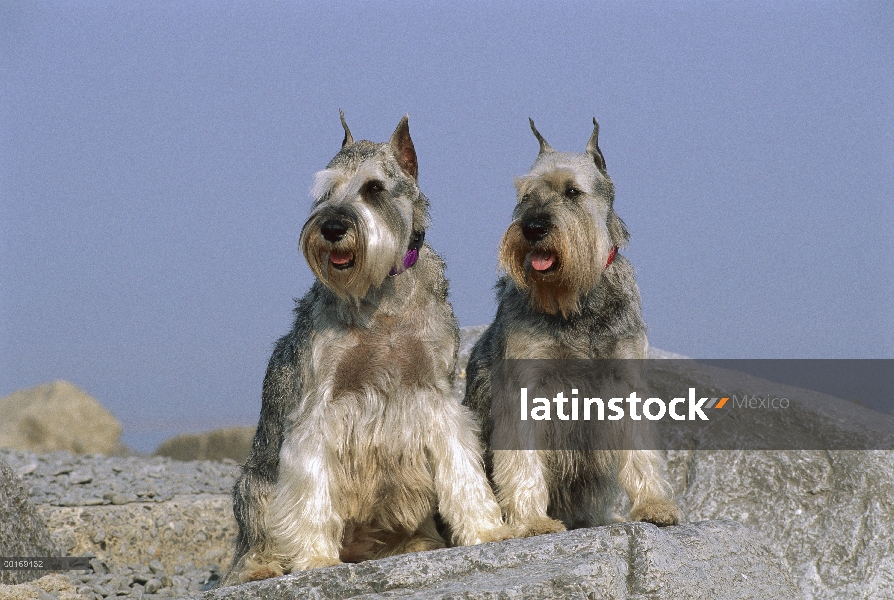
[{"x1": 224, "y1": 113, "x2": 511, "y2": 584}]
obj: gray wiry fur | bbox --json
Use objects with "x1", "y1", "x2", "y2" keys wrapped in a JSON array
[
  {"x1": 225, "y1": 114, "x2": 510, "y2": 585},
  {"x1": 464, "y1": 118, "x2": 681, "y2": 537}
]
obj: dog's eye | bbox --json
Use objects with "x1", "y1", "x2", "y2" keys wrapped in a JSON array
[
  {"x1": 565, "y1": 186, "x2": 582, "y2": 198},
  {"x1": 365, "y1": 181, "x2": 385, "y2": 194}
]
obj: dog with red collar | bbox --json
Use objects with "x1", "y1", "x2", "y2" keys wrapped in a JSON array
[{"x1": 464, "y1": 118, "x2": 681, "y2": 537}]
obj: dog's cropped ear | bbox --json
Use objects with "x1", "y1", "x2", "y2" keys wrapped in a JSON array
[
  {"x1": 607, "y1": 210, "x2": 630, "y2": 248},
  {"x1": 529, "y1": 118, "x2": 553, "y2": 156},
  {"x1": 390, "y1": 115, "x2": 418, "y2": 181},
  {"x1": 586, "y1": 117, "x2": 608, "y2": 174},
  {"x1": 339, "y1": 109, "x2": 354, "y2": 148}
]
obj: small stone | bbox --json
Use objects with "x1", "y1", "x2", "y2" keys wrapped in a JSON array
[
  {"x1": 83, "y1": 496, "x2": 105, "y2": 506},
  {"x1": 93, "y1": 529, "x2": 106, "y2": 543},
  {"x1": 148, "y1": 560, "x2": 165, "y2": 574},
  {"x1": 16, "y1": 461, "x2": 38, "y2": 476},
  {"x1": 200, "y1": 572, "x2": 221, "y2": 592},
  {"x1": 144, "y1": 578, "x2": 162, "y2": 594},
  {"x1": 90, "y1": 558, "x2": 109, "y2": 575},
  {"x1": 69, "y1": 469, "x2": 93, "y2": 484},
  {"x1": 170, "y1": 520, "x2": 186, "y2": 537}
]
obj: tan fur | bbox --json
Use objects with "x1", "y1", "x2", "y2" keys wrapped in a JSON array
[{"x1": 464, "y1": 118, "x2": 681, "y2": 540}]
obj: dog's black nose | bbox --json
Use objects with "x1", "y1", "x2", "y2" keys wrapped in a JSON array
[
  {"x1": 522, "y1": 218, "x2": 550, "y2": 242},
  {"x1": 321, "y1": 220, "x2": 349, "y2": 242}
]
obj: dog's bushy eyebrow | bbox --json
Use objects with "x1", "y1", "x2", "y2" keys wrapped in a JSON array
[
  {"x1": 514, "y1": 171, "x2": 583, "y2": 198},
  {"x1": 311, "y1": 169, "x2": 346, "y2": 202},
  {"x1": 514, "y1": 175, "x2": 537, "y2": 196}
]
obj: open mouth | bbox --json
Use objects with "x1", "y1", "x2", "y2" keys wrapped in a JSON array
[
  {"x1": 529, "y1": 251, "x2": 557, "y2": 273},
  {"x1": 328, "y1": 251, "x2": 355, "y2": 270}
]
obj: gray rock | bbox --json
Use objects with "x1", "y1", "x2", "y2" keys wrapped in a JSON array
[
  {"x1": 203, "y1": 520, "x2": 797, "y2": 599},
  {"x1": 153, "y1": 426, "x2": 256, "y2": 463},
  {"x1": 0, "y1": 381, "x2": 122, "y2": 455},
  {"x1": 0, "y1": 458, "x2": 59, "y2": 584},
  {"x1": 645, "y1": 360, "x2": 894, "y2": 600},
  {"x1": 0, "y1": 573, "x2": 87, "y2": 599}
]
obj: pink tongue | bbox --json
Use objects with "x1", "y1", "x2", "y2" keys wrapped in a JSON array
[
  {"x1": 531, "y1": 252, "x2": 556, "y2": 271},
  {"x1": 329, "y1": 251, "x2": 353, "y2": 265}
]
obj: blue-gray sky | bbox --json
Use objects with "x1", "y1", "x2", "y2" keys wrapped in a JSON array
[{"x1": 2, "y1": 2, "x2": 892, "y2": 452}]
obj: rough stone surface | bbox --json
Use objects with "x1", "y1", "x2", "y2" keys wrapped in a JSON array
[
  {"x1": 666, "y1": 450, "x2": 893, "y2": 600},
  {"x1": 0, "y1": 573, "x2": 88, "y2": 600},
  {"x1": 0, "y1": 458, "x2": 59, "y2": 585},
  {"x1": 0, "y1": 381, "x2": 122, "y2": 455},
  {"x1": 0, "y1": 449, "x2": 239, "y2": 507},
  {"x1": 203, "y1": 520, "x2": 797, "y2": 600},
  {"x1": 643, "y1": 360, "x2": 894, "y2": 600},
  {"x1": 154, "y1": 426, "x2": 256, "y2": 463},
  {"x1": 38, "y1": 493, "x2": 237, "y2": 573}
]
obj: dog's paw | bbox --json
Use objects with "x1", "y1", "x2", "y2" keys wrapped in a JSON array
[
  {"x1": 401, "y1": 535, "x2": 448, "y2": 554},
  {"x1": 630, "y1": 500, "x2": 682, "y2": 527},
  {"x1": 513, "y1": 516, "x2": 566, "y2": 538},
  {"x1": 225, "y1": 553, "x2": 284, "y2": 584},
  {"x1": 245, "y1": 564, "x2": 284, "y2": 582},
  {"x1": 474, "y1": 523, "x2": 516, "y2": 543},
  {"x1": 291, "y1": 555, "x2": 343, "y2": 571}
]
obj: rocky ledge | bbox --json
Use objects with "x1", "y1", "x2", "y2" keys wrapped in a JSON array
[{"x1": 205, "y1": 520, "x2": 797, "y2": 600}]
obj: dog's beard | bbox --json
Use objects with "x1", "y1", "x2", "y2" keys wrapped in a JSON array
[
  {"x1": 498, "y1": 210, "x2": 611, "y2": 318},
  {"x1": 300, "y1": 209, "x2": 406, "y2": 303}
]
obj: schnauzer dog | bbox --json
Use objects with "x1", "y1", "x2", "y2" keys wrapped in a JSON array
[
  {"x1": 225, "y1": 113, "x2": 510, "y2": 584},
  {"x1": 463, "y1": 118, "x2": 681, "y2": 538}
]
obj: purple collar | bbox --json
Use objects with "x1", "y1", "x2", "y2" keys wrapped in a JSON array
[{"x1": 389, "y1": 231, "x2": 425, "y2": 276}]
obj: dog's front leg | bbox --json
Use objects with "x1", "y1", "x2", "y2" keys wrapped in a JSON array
[
  {"x1": 267, "y1": 431, "x2": 344, "y2": 571},
  {"x1": 610, "y1": 368, "x2": 682, "y2": 527},
  {"x1": 490, "y1": 449, "x2": 566, "y2": 537},
  {"x1": 618, "y1": 448, "x2": 682, "y2": 527},
  {"x1": 427, "y1": 398, "x2": 512, "y2": 546}
]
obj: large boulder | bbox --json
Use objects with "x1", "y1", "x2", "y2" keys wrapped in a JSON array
[
  {"x1": 0, "y1": 458, "x2": 59, "y2": 584},
  {"x1": 646, "y1": 359, "x2": 894, "y2": 600},
  {"x1": 204, "y1": 520, "x2": 797, "y2": 599},
  {"x1": 154, "y1": 426, "x2": 256, "y2": 463},
  {"x1": 0, "y1": 381, "x2": 122, "y2": 455}
]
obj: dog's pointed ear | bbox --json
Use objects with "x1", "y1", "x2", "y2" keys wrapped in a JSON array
[
  {"x1": 607, "y1": 210, "x2": 630, "y2": 248},
  {"x1": 389, "y1": 114, "x2": 418, "y2": 181},
  {"x1": 529, "y1": 118, "x2": 553, "y2": 156},
  {"x1": 339, "y1": 109, "x2": 354, "y2": 148},
  {"x1": 586, "y1": 117, "x2": 608, "y2": 174}
]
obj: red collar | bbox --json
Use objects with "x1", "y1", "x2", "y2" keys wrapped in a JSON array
[{"x1": 604, "y1": 246, "x2": 618, "y2": 270}]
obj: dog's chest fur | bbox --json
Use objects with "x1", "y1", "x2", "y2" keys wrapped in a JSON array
[{"x1": 282, "y1": 266, "x2": 456, "y2": 527}]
